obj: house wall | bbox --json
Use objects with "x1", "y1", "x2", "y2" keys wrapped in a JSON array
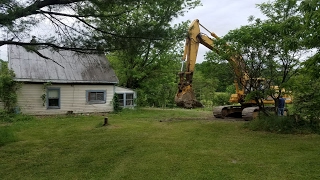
[
  {"x1": 115, "y1": 86, "x2": 136, "y2": 95},
  {"x1": 17, "y1": 83, "x2": 115, "y2": 115}
]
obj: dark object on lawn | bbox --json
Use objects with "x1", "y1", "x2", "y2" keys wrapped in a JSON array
[{"x1": 103, "y1": 117, "x2": 109, "y2": 126}]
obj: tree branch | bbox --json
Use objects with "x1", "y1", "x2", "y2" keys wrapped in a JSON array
[
  {"x1": 0, "y1": 0, "x2": 84, "y2": 26},
  {"x1": 1, "y1": 40, "x2": 97, "y2": 52}
]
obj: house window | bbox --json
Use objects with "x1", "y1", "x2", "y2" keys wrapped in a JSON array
[
  {"x1": 117, "y1": 93, "x2": 134, "y2": 107},
  {"x1": 126, "y1": 93, "x2": 134, "y2": 106},
  {"x1": 117, "y1": 94, "x2": 124, "y2": 106},
  {"x1": 47, "y1": 88, "x2": 60, "y2": 109},
  {"x1": 86, "y1": 90, "x2": 106, "y2": 104}
]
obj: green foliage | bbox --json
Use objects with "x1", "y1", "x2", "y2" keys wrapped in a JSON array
[
  {"x1": 192, "y1": 69, "x2": 217, "y2": 104},
  {"x1": 226, "y1": 84, "x2": 236, "y2": 94},
  {"x1": 135, "y1": 79, "x2": 177, "y2": 108},
  {"x1": 1, "y1": 0, "x2": 201, "y2": 60},
  {"x1": 106, "y1": 1, "x2": 201, "y2": 108},
  {"x1": 291, "y1": 64, "x2": 320, "y2": 130},
  {"x1": 299, "y1": 0, "x2": 320, "y2": 49},
  {"x1": 198, "y1": 54, "x2": 234, "y2": 92},
  {"x1": 285, "y1": 0, "x2": 320, "y2": 130},
  {"x1": 245, "y1": 115, "x2": 315, "y2": 134},
  {"x1": 112, "y1": 93, "x2": 122, "y2": 113},
  {"x1": 212, "y1": 93, "x2": 231, "y2": 106},
  {"x1": 0, "y1": 110, "x2": 35, "y2": 123},
  {"x1": 40, "y1": 82, "x2": 52, "y2": 106},
  {"x1": 0, "y1": 60, "x2": 20, "y2": 113}
]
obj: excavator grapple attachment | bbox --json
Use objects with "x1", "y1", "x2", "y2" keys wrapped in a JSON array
[{"x1": 175, "y1": 85, "x2": 203, "y2": 109}]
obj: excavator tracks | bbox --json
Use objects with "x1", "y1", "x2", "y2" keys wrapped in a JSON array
[{"x1": 213, "y1": 105, "x2": 259, "y2": 120}]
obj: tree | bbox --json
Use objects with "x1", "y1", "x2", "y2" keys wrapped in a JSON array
[
  {"x1": 0, "y1": 60, "x2": 19, "y2": 113},
  {"x1": 291, "y1": 0, "x2": 320, "y2": 127},
  {"x1": 0, "y1": 0, "x2": 201, "y2": 108},
  {"x1": 198, "y1": 52, "x2": 233, "y2": 92},
  {"x1": 217, "y1": 0, "x2": 306, "y2": 115},
  {"x1": 299, "y1": 0, "x2": 320, "y2": 49},
  {"x1": 102, "y1": 1, "x2": 201, "y2": 108},
  {"x1": 0, "y1": 0, "x2": 200, "y2": 56}
]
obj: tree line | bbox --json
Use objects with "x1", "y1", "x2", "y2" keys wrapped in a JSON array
[{"x1": 0, "y1": 0, "x2": 319, "y2": 127}]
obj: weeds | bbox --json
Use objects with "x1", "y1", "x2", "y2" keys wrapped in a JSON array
[
  {"x1": 0, "y1": 110, "x2": 35, "y2": 123},
  {"x1": 245, "y1": 114, "x2": 318, "y2": 134}
]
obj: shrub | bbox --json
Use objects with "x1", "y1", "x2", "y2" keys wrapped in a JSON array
[
  {"x1": 0, "y1": 60, "x2": 20, "y2": 113},
  {"x1": 0, "y1": 110, "x2": 35, "y2": 123},
  {"x1": 212, "y1": 93, "x2": 230, "y2": 106},
  {"x1": 245, "y1": 115, "x2": 315, "y2": 134},
  {"x1": 112, "y1": 93, "x2": 122, "y2": 113},
  {"x1": 0, "y1": 110, "x2": 15, "y2": 122}
]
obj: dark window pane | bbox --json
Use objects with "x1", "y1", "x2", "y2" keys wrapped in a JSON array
[
  {"x1": 117, "y1": 94, "x2": 124, "y2": 100},
  {"x1": 96, "y1": 92, "x2": 104, "y2": 101},
  {"x1": 126, "y1": 100, "x2": 133, "y2": 105},
  {"x1": 89, "y1": 92, "x2": 96, "y2": 101},
  {"x1": 126, "y1": 93, "x2": 133, "y2": 99},
  {"x1": 48, "y1": 98, "x2": 59, "y2": 106}
]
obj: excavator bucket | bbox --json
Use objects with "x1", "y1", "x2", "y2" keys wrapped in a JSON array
[{"x1": 175, "y1": 85, "x2": 203, "y2": 109}]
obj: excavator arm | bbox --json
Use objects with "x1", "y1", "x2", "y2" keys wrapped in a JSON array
[
  {"x1": 175, "y1": 19, "x2": 248, "y2": 108},
  {"x1": 175, "y1": 19, "x2": 293, "y2": 120}
]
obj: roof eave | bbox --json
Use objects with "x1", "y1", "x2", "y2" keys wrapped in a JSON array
[{"x1": 14, "y1": 78, "x2": 119, "y2": 84}]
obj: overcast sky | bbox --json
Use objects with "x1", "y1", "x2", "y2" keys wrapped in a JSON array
[
  {"x1": 173, "y1": 0, "x2": 267, "y2": 63},
  {"x1": 0, "y1": 0, "x2": 267, "y2": 61}
]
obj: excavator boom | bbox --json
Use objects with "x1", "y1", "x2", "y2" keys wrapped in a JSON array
[
  {"x1": 175, "y1": 19, "x2": 247, "y2": 108},
  {"x1": 175, "y1": 19, "x2": 292, "y2": 119},
  {"x1": 175, "y1": 20, "x2": 203, "y2": 108}
]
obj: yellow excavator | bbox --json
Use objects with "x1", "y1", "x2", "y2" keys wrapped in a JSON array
[{"x1": 175, "y1": 19, "x2": 292, "y2": 120}]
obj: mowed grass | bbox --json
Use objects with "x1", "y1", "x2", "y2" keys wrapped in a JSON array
[{"x1": 1, "y1": 108, "x2": 320, "y2": 180}]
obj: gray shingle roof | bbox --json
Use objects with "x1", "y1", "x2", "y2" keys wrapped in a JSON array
[{"x1": 8, "y1": 45, "x2": 119, "y2": 84}]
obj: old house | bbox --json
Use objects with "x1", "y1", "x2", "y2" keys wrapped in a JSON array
[{"x1": 7, "y1": 45, "x2": 135, "y2": 115}]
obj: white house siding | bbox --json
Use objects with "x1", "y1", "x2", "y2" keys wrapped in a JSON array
[
  {"x1": 115, "y1": 86, "x2": 136, "y2": 94},
  {"x1": 17, "y1": 83, "x2": 115, "y2": 115}
]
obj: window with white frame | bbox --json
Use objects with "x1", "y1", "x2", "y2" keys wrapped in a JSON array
[
  {"x1": 86, "y1": 90, "x2": 106, "y2": 104},
  {"x1": 117, "y1": 93, "x2": 134, "y2": 107},
  {"x1": 126, "y1": 93, "x2": 134, "y2": 106},
  {"x1": 47, "y1": 88, "x2": 60, "y2": 109}
]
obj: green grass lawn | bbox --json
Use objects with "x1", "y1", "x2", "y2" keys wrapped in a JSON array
[{"x1": 1, "y1": 108, "x2": 320, "y2": 179}]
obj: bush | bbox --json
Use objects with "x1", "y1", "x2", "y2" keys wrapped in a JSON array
[
  {"x1": 245, "y1": 115, "x2": 315, "y2": 134},
  {"x1": 0, "y1": 110, "x2": 35, "y2": 123},
  {"x1": 212, "y1": 93, "x2": 230, "y2": 106},
  {"x1": 112, "y1": 93, "x2": 122, "y2": 113},
  {"x1": 0, "y1": 110, "x2": 15, "y2": 122}
]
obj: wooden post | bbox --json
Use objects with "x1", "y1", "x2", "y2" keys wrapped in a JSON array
[{"x1": 103, "y1": 117, "x2": 109, "y2": 126}]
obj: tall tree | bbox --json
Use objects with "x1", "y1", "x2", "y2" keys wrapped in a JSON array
[
  {"x1": 103, "y1": 1, "x2": 201, "y2": 107},
  {"x1": 217, "y1": 0, "x2": 306, "y2": 114},
  {"x1": 0, "y1": 0, "x2": 200, "y2": 55},
  {"x1": 291, "y1": 0, "x2": 320, "y2": 126},
  {"x1": 198, "y1": 52, "x2": 233, "y2": 92}
]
